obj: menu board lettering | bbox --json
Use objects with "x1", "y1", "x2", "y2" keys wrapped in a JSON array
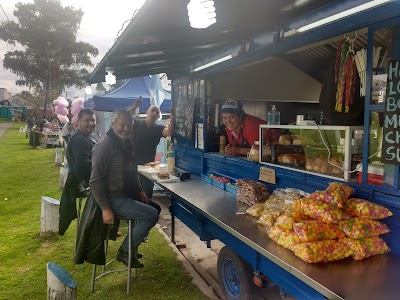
[{"x1": 382, "y1": 60, "x2": 400, "y2": 165}]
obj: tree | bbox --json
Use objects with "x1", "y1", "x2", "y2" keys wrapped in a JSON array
[{"x1": 0, "y1": 0, "x2": 99, "y2": 112}]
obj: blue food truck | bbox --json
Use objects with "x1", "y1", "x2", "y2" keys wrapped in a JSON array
[{"x1": 89, "y1": 1, "x2": 400, "y2": 299}]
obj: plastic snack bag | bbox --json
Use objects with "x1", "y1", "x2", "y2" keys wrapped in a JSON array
[
  {"x1": 339, "y1": 217, "x2": 390, "y2": 239},
  {"x1": 267, "y1": 226, "x2": 302, "y2": 251},
  {"x1": 293, "y1": 240, "x2": 352, "y2": 263},
  {"x1": 339, "y1": 236, "x2": 390, "y2": 260},
  {"x1": 326, "y1": 182, "x2": 354, "y2": 198},
  {"x1": 275, "y1": 211, "x2": 310, "y2": 230},
  {"x1": 257, "y1": 207, "x2": 282, "y2": 227},
  {"x1": 343, "y1": 198, "x2": 393, "y2": 220},
  {"x1": 293, "y1": 198, "x2": 350, "y2": 223},
  {"x1": 309, "y1": 190, "x2": 346, "y2": 209},
  {"x1": 245, "y1": 203, "x2": 266, "y2": 218},
  {"x1": 293, "y1": 220, "x2": 346, "y2": 242}
]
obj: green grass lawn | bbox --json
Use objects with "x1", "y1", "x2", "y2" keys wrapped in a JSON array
[{"x1": 0, "y1": 123, "x2": 208, "y2": 300}]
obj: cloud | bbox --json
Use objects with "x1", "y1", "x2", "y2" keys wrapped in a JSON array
[{"x1": 0, "y1": 0, "x2": 146, "y2": 96}]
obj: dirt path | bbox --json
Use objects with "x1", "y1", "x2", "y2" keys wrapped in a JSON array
[{"x1": 0, "y1": 122, "x2": 13, "y2": 139}]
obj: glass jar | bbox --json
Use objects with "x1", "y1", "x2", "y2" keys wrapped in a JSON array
[{"x1": 248, "y1": 141, "x2": 260, "y2": 162}]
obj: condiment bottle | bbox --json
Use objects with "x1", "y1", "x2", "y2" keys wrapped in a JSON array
[{"x1": 219, "y1": 135, "x2": 226, "y2": 153}]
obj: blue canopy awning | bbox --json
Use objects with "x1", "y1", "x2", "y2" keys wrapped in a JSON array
[{"x1": 85, "y1": 76, "x2": 171, "y2": 113}]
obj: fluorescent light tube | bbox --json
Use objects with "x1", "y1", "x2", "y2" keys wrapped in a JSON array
[
  {"x1": 193, "y1": 53, "x2": 237, "y2": 72},
  {"x1": 297, "y1": 0, "x2": 392, "y2": 33}
]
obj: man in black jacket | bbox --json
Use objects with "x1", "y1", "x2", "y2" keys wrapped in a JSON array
[
  {"x1": 59, "y1": 109, "x2": 96, "y2": 235},
  {"x1": 89, "y1": 110, "x2": 159, "y2": 268}
]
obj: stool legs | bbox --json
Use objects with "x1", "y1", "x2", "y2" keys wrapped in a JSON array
[{"x1": 90, "y1": 220, "x2": 137, "y2": 294}]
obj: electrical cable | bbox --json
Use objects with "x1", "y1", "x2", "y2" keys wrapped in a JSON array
[
  {"x1": 315, "y1": 123, "x2": 364, "y2": 174},
  {"x1": 114, "y1": 9, "x2": 139, "y2": 42},
  {"x1": 0, "y1": 4, "x2": 10, "y2": 21}
]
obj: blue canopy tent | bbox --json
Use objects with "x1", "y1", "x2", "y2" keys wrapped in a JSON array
[{"x1": 85, "y1": 76, "x2": 171, "y2": 113}]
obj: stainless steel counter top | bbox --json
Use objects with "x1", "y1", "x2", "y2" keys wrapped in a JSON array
[{"x1": 146, "y1": 173, "x2": 400, "y2": 300}]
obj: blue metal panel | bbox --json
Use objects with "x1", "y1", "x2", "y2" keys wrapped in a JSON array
[
  {"x1": 258, "y1": 258, "x2": 327, "y2": 300},
  {"x1": 175, "y1": 145, "x2": 203, "y2": 174}
]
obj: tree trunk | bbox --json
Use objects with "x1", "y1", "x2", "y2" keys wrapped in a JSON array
[
  {"x1": 40, "y1": 196, "x2": 60, "y2": 237},
  {"x1": 47, "y1": 262, "x2": 77, "y2": 300}
]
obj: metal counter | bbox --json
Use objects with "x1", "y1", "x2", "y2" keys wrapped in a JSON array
[{"x1": 144, "y1": 173, "x2": 400, "y2": 300}]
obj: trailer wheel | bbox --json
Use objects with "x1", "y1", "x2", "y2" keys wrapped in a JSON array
[{"x1": 217, "y1": 246, "x2": 260, "y2": 300}]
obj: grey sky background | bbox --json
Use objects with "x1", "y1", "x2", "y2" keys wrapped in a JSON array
[{"x1": 0, "y1": 0, "x2": 146, "y2": 97}]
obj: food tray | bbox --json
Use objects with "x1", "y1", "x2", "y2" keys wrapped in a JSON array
[
  {"x1": 201, "y1": 174, "x2": 212, "y2": 184},
  {"x1": 211, "y1": 178, "x2": 226, "y2": 190},
  {"x1": 226, "y1": 183, "x2": 238, "y2": 195}
]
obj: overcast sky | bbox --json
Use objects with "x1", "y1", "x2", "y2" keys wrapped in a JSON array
[{"x1": 0, "y1": 0, "x2": 146, "y2": 97}]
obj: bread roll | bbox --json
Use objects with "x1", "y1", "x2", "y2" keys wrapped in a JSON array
[
  {"x1": 279, "y1": 135, "x2": 292, "y2": 145},
  {"x1": 158, "y1": 171, "x2": 170, "y2": 179},
  {"x1": 320, "y1": 164, "x2": 332, "y2": 174}
]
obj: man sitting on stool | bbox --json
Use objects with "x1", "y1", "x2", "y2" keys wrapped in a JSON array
[
  {"x1": 90, "y1": 110, "x2": 159, "y2": 268},
  {"x1": 59, "y1": 109, "x2": 96, "y2": 235}
]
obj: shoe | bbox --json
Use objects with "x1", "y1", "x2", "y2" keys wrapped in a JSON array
[
  {"x1": 116, "y1": 231, "x2": 122, "y2": 237},
  {"x1": 116, "y1": 249, "x2": 144, "y2": 268}
]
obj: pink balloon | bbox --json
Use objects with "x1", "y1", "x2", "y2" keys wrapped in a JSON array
[
  {"x1": 54, "y1": 106, "x2": 68, "y2": 116},
  {"x1": 58, "y1": 115, "x2": 69, "y2": 125}
]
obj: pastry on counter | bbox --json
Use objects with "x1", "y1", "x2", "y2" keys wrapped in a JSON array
[
  {"x1": 145, "y1": 161, "x2": 160, "y2": 167},
  {"x1": 157, "y1": 171, "x2": 170, "y2": 179}
]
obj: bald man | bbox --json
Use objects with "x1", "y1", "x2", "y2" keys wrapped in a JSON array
[{"x1": 128, "y1": 100, "x2": 174, "y2": 200}]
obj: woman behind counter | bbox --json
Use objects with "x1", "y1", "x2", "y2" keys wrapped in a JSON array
[{"x1": 220, "y1": 100, "x2": 279, "y2": 157}]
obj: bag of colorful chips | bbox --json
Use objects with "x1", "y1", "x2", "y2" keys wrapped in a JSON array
[
  {"x1": 275, "y1": 211, "x2": 310, "y2": 230},
  {"x1": 294, "y1": 220, "x2": 346, "y2": 242},
  {"x1": 292, "y1": 240, "x2": 352, "y2": 263},
  {"x1": 339, "y1": 217, "x2": 390, "y2": 239},
  {"x1": 326, "y1": 182, "x2": 353, "y2": 198},
  {"x1": 267, "y1": 226, "x2": 302, "y2": 251},
  {"x1": 343, "y1": 198, "x2": 393, "y2": 220},
  {"x1": 309, "y1": 190, "x2": 347, "y2": 209},
  {"x1": 340, "y1": 236, "x2": 390, "y2": 260},
  {"x1": 293, "y1": 198, "x2": 349, "y2": 223}
]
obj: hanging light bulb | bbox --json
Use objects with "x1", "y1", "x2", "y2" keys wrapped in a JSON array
[
  {"x1": 85, "y1": 85, "x2": 92, "y2": 95},
  {"x1": 105, "y1": 67, "x2": 116, "y2": 84},
  {"x1": 187, "y1": 0, "x2": 216, "y2": 29}
]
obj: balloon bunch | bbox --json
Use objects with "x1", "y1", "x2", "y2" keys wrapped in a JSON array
[
  {"x1": 70, "y1": 98, "x2": 85, "y2": 124},
  {"x1": 53, "y1": 96, "x2": 69, "y2": 125}
]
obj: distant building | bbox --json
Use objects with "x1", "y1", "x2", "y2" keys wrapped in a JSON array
[
  {"x1": 9, "y1": 95, "x2": 34, "y2": 108},
  {"x1": 0, "y1": 88, "x2": 11, "y2": 102}
]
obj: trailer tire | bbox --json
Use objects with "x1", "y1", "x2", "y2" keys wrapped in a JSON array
[{"x1": 217, "y1": 246, "x2": 261, "y2": 300}]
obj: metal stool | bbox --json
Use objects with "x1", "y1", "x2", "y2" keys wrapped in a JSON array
[{"x1": 90, "y1": 218, "x2": 138, "y2": 294}]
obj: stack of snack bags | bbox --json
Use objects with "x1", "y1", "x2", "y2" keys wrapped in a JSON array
[
  {"x1": 246, "y1": 188, "x2": 306, "y2": 227},
  {"x1": 236, "y1": 179, "x2": 271, "y2": 206},
  {"x1": 267, "y1": 182, "x2": 393, "y2": 263}
]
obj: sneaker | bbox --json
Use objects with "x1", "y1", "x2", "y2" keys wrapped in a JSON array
[{"x1": 116, "y1": 249, "x2": 144, "y2": 268}]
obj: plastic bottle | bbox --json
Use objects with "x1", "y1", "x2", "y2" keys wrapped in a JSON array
[
  {"x1": 167, "y1": 144, "x2": 175, "y2": 174},
  {"x1": 268, "y1": 105, "x2": 280, "y2": 125}
]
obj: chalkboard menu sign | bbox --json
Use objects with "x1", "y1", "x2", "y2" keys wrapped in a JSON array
[
  {"x1": 174, "y1": 84, "x2": 194, "y2": 140},
  {"x1": 382, "y1": 60, "x2": 400, "y2": 165}
]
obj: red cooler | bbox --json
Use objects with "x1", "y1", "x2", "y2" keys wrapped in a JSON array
[{"x1": 357, "y1": 163, "x2": 384, "y2": 186}]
